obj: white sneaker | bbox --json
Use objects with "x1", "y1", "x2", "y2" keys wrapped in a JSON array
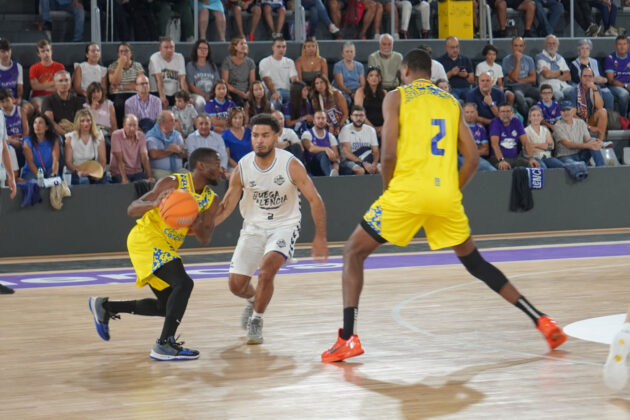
[
  {"x1": 246, "y1": 316, "x2": 264, "y2": 344},
  {"x1": 374, "y1": 33, "x2": 381, "y2": 40},
  {"x1": 393, "y1": 33, "x2": 400, "y2": 40},
  {"x1": 604, "y1": 327, "x2": 630, "y2": 390},
  {"x1": 329, "y1": 168, "x2": 339, "y2": 177},
  {"x1": 605, "y1": 27, "x2": 619, "y2": 36},
  {"x1": 328, "y1": 23, "x2": 340, "y2": 34},
  {"x1": 241, "y1": 300, "x2": 254, "y2": 329},
  {"x1": 602, "y1": 141, "x2": 614, "y2": 148}
]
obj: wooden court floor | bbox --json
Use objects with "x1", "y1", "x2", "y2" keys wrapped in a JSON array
[{"x1": 2, "y1": 236, "x2": 630, "y2": 419}]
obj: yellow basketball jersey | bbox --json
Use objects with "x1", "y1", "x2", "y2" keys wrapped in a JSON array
[
  {"x1": 386, "y1": 78, "x2": 462, "y2": 213},
  {"x1": 127, "y1": 172, "x2": 216, "y2": 289},
  {"x1": 134, "y1": 172, "x2": 215, "y2": 250}
]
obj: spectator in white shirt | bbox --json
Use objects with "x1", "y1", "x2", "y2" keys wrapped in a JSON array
[
  {"x1": 338, "y1": 105, "x2": 380, "y2": 175},
  {"x1": 148, "y1": 37, "x2": 188, "y2": 108},
  {"x1": 258, "y1": 36, "x2": 298, "y2": 110},
  {"x1": 73, "y1": 42, "x2": 107, "y2": 98},
  {"x1": 271, "y1": 110, "x2": 303, "y2": 162}
]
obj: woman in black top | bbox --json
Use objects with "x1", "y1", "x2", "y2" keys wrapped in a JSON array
[{"x1": 353, "y1": 66, "x2": 386, "y2": 137}]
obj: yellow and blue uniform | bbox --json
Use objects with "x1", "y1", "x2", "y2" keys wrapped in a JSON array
[
  {"x1": 363, "y1": 78, "x2": 470, "y2": 249},
  {"x1": 127, "y1": 172, "x2": 215, "y2": 290}
]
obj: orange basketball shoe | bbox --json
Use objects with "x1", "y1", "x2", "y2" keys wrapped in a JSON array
[
  {"x1": 536, "y1": 316, "x2": 567, "y2": 350},
  {"x1": 321, "y1": 329, "x2": 364, "y2": 362}
]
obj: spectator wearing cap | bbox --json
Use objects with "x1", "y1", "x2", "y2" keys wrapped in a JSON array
[{"x1": 553, "y1": 101, "x2": 606, "y2": 167}]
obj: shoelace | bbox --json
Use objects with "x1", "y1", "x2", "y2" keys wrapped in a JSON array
[{"x1": 170, "y1": 335, "x2": 185, "y2": 351}]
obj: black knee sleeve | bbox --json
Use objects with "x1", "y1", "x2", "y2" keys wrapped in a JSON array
[{"x1": 458, "y1": 248, "x2": 508, "y2": 293}]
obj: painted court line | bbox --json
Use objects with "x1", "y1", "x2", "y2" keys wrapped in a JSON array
[{"x1": 1, "y1": 242, "x2": 629, "y2": 289}]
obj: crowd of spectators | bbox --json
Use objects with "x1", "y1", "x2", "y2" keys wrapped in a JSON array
[
  {"x1": 3, "y1": 30, "x2": 630, "y2": 190},
  {"x1": 34, "y1": 0, "x2": 630, "y2": 43}
]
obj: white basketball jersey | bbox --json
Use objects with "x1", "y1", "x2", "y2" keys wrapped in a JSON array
[{"x1": 238, "y1": 149, "x2": 302, "y2": 228}]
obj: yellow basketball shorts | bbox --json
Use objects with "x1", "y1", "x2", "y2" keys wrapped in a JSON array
[
  {"x1": 362, "y1": 195, "x2": 470, "y2": 250},
  {"x1": 127, "y1": 226, "x2": 180, "y2": 291}
]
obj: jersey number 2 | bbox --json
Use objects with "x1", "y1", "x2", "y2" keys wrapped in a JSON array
[{"x1": 431, "y1": 119, "x2": 446, "y2": 156}]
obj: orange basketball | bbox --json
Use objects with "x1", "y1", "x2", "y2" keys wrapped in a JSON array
[{"x1": 159, "y1": 190, "x2": 198, "y2": 229}]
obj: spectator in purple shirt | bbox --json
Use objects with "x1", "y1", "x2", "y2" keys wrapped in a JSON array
[
  {"x1": 204, "y1": 79, "x2": 237, "y2": 134},
  {"x1": 460, "y1": 103, "x2": 495, "y2": 171},
  {"x1": 124, "y1": 74, "x2": 163, "y2": 133},
  {"x1": 536, "y1": 84, "x2": 561, "y2": 132},
  {"x1": 488, "y1": 102, "x2": 539, "y2": 170},
  {"x1": 605, "y1": 35, "x2": 630, "y2": 118}
]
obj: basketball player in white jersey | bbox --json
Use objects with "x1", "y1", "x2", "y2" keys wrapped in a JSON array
[{"x1": 216, "y1": 113, "x2": 328, "y2": 344}]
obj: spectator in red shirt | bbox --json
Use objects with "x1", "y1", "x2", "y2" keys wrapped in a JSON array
[{"x1": 29, "y1": 40, "x2": 65, "y2": 112}]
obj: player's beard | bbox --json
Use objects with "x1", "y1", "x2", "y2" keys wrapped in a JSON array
[{"x1": 255, "y1": 146, "x2": 273, "y2": 158}]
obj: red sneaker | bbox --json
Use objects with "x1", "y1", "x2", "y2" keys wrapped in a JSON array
[
  {"x1": 321, "y1": 329, "x2": 364, "y2": 362},
  {"x1": 536, "y1": 316, "x2": 567, "y2": 350},
  {"x1": 248, "y1": 33, "x2": 254, "y2": 42}
]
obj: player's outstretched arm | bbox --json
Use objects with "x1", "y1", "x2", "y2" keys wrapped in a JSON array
[
  {"x1": 457, "y1": 109, "x2": 479, "y2": 189},
  {"x1": 190, "y1": 197, "x2": 220, "y2": 245},
  {"x1": 215, "y1": 165, "x2": 243, "y2": 226},
  {"x1": 127, "y1": 176, "x2": 178, "y2": 217},
  {"x1": 381, "y1": 89, "x2": 401, "y2": 192},
  {"x1": 289, "y1": 159, "x2": 328, "y2": 262}
]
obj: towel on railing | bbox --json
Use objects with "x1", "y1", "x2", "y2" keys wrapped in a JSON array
[{"x1": 509, "y1": 167, "x2": 533, "y2": 212}]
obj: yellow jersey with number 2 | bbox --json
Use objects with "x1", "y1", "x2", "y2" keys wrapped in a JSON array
[
  {"x1": 362, "y1": 79, "x2": 470, "y2": 249},
  {"x1": 388, "y1": 78, "x2": 462, "y2": 212}
]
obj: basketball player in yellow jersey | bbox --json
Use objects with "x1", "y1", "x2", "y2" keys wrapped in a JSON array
[
  {"x1": 89, "y1": 147, "x2": 223, "y2": 361},
  {"x1": 322, "y1": 49, "x2": 567, "y2": 363}
]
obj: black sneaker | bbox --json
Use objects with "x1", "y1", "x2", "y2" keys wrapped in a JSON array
[
  {"x1": 523, "y1": 29, "x2": 535, "y2": 38},
  {"x1": 0, "y1": 284, "x2": 15, "y2": 294},
  {"x1": 494, "y1": 29, "x2": 507, "y2": 38},
  {"x1": 88, "y1": 296, "x2": 119, "y2": 341}
]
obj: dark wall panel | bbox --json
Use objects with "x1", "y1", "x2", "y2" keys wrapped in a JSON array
[{"x1": 2, "y1": 166, "x2": 630, "y2": 258}]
